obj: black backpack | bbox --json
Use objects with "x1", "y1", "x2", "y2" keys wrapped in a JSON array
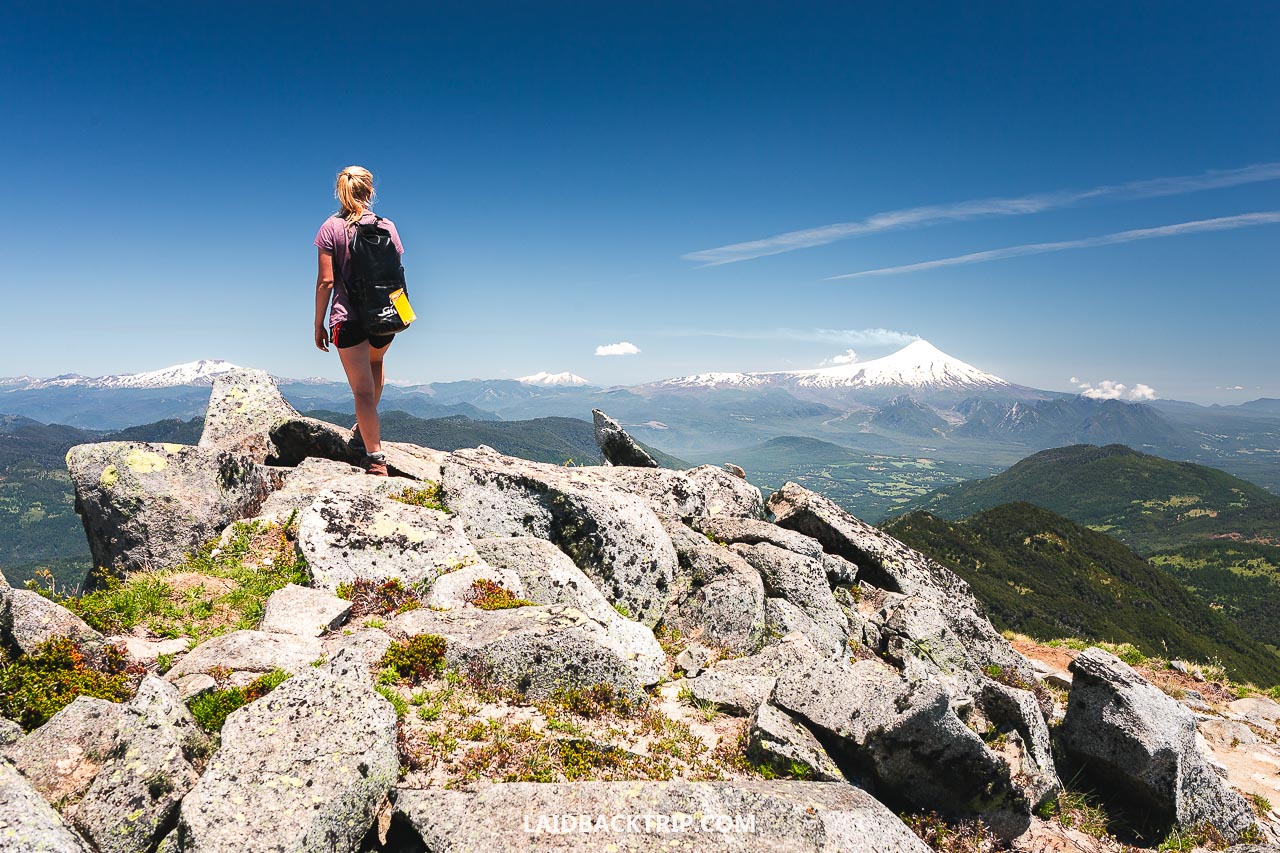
[{"x1": 347, "y1": 216, "x2": 413, "y2": 335}]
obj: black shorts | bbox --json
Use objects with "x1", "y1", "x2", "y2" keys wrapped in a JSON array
[{"x1": 331, "y1": 319, "x2": 394, "y2": 350}]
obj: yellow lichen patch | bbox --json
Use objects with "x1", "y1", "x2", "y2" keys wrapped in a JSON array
[
  {"x1": 369, "y1": 513, "x2": 432, "y2": 543},
  {"x1": 100, "y1": 465, "x2": 119, "y2": 489},
  {"x1": 125, "y1": 448, "x2": 168, "y2": 473},
  {"x1": 162, "y1": 443, "x2": 185, "y2": 453}
]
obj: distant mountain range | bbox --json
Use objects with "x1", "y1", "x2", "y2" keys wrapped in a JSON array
[{"x1": 5, "y1": 342, "x2": 1280, "y2": 493}]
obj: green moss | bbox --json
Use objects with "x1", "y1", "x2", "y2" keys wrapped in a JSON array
[
  {"x1": 186, "y1": 669, "x2": 290, "y2": 733},
  {"x1": 0, "y1": 638, "x2": 144, "y2": 731},
  {"x1": 380, "y1": 635, "x2": 448, "y2": 684},
  {"x1": 389, "y1": 482, "x2": 449, "y2": 513},
  {"x1": 375, "y1": 685, "x2": 409, "y2": 719}
]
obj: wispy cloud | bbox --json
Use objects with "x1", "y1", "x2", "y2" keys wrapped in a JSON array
[
  {"x1": 1073, "y1": 378, "x2": 1158, "y2": 401},
  {"x1": 827, "y1": 211, "x2": 1280, "y2": 280},
  {"x1": 658, "y1": 327, "x2": 918, "y2": 347},
  {"x1": 595, "y1": 341, "x2": 641, "y2": 356},
  {"x1": 683, "y1": 163, "x2": 1280, "y2": 266}
]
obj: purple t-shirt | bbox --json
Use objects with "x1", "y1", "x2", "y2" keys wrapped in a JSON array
[{"x1": 314, "y1": 212, "x2": 405, "y2": 326}]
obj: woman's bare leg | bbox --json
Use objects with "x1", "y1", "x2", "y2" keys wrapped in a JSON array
[
  {"x1": 338, "y1": 342, "x2": 380, "y2": 454},
  {"x1": 370, "y1": 340, "x2": 391, "y2": 408}
]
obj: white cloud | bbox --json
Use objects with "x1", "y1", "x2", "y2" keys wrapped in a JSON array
[
  {"x1": 1074, "y1": 378, "x2": 1158, "y2": 401},
  {"x1": 595, "y1": 341, "x2": 640, "y2": 357},
  {"x1": 658, "y1": 327, "x2": 917, "y2": 347},
  {"x1": 822, "y1": 349, "x2": 859, "y2": 366},
  {"x1": 828, "y1": 211, "x2": 1280, "y2": 280},
  {"x1": 683, "y1": 163, "x2": 1280, "y2": 266}
]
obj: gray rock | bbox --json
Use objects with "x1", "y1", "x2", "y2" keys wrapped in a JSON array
[
  {"x1": 979, "y1": 680, "x2": 1060, "y2": 811},
  {"x1": 172, "y1": 674, "x2": 216, "y2": 701},
  {"x1": 321, "y1": 627, "x2": 394, "y2": 674},
  {"x1": 259, "y1": 584, "x2": 352, "y2": 637},
  {"x1": 692, "y1": 515, "x2": 827, "y2": 561},
  {"x1": 473, "y1": 537, "x2": 665, "y2": 684},
  {"x1": 0, "y1": 760, "x2": 93, "y2": 852},
  {"x1": 1228, "y1": 696, "x2": 1280, "y2": 732},
  {"x1": 175, "y1": 666, "x2": 398, "y2": 853},
  {"x1": 724, "y1": 462, "x2": 747, "y2": 479},
  {"x1": 297, "y1": 489, "x2": 480, "y2": 592},
  {"x1": 1199, "y1": 719, "x2": 1258, "y2": 749},
  {"x1": 0, "y1": 570, "x2": 11, "y2": 651},
  {"x1": 660, "y1": 519, "x2": 766, "y2": 654},
  {"x1": 109, "y1": 636, "x2": 190, "y2": 665},
  {"x1": 5, "y1": 696, "x2": 126, "y2": 804},
  {"x1": 393, "y1": 780, "x2": 930, "y2": 852},
  {"x1": 823, "y1": 554, "x2": 860, "y2": 587},
  {"x1": 0, "y1": 719, "x2": 21, "y2": 747},
  {"x1": 67, "y1": 441, "x2": 277, "y2": 587},
  {"x1": 7, "y1": 590, "x2": 102, "y2": 655},
  {"x1": 774, "y1": 657, "x2": 1036, "y2": 827},
  {"x1": 764, "y1": 598, "x2": 844, "y2": 659},
  {"x1": 768, "y1": 482, "x2": 974, "y2": 603},
  {"x1": 596, "y1": 465, "x2": 765, "y2": 520},
  {"x1": 166, "y1": 630, "x2": 322, "y2": 680},
  {"x1": 592, "y1": 409, "x2": 659, "y2": 467},
  {"x1": 250, "y1": 457, "x2": 414, "y2": 524},
  {"x1": 1062, "y1": 648, "x2": 1257, "y2": 841},
  {"x1": 687, "y1": 671, "x2": 777, "y2": 717},
  {"x1": 747, "y1": 703, "x2": 845, "y2": 782},
  {"x1": 74, "y1": 678, "x2": 205, "y2": 853},
  {"x1": 675, "y1": 644, "x2": 713, "y2": 677},
  {"x1": 443, "y1": 447, "x2": 678, "y2": 627},
  {"x1": 734, "y1": 543, "x2": 848, "y2": 648},
  {"x1": 422, "y1": 561, "x2": 527, "y2": 611},
  {"x1": 393, "y1": 605, "x2": 647, "y2": 699}
]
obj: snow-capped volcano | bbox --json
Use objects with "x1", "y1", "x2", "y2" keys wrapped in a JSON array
[
  {"x1": 654, "y1": 340, "x2": 1009, "y2": 392},
  {"x1": 517, "y1": 371, "x2": 591, "y2": 387},
  {"x1": 791, "y1": 340, "x2": 1008, "y2": 389}
]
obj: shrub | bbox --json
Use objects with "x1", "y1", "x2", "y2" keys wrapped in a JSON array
[
  {"x1": 902, "y1": 811, "x2": 997, "y2": 853},
  {"x1": 553, "y1": 684, "x2": 637, "y2": 719},
  {"x1": 335, "y1": 577, "x2": 423, "y2": 619},
  {"x1": 187, "y1": 669, "x2": 290, "y2": 733},
  {"x1": 464, "y1": 579, "x2": 536, "y2": 611},
  {"x1": 0, "y1": 638, "x2": 145, "y2": 731},
  {"x1": 380, "y1": 635, "x2": 448, "y2": 684},
  {"x1": 389, "y1": 482, "x2": 448, "y2": 512}
]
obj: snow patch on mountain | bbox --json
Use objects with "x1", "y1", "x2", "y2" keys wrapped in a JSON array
[{"x1": 517, "y1": 371, "x2": 591, "y2": 387}]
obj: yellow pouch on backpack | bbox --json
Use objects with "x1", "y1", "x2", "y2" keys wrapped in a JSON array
[{"x1": 389, "y1": 288, "x2": 417, "y2": 325}]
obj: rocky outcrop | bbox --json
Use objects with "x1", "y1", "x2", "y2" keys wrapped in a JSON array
[
  {"x1": 393, "y1": 780, "x2": 931, "y2": 852},
  {"x1": 0, "y1": 760, "x2": 93, "y2": 852},
  {"x1": 259, "y1": 584, "x2": 352, "y2": 637},
  {"x1": 175, "y1": 666, "x2": 398, "y2": 852},
  {"x1": 746, "y1": 703, "x2": 845, "y2": 782},
  {"x1": 660, "y1": 519, "x2": 766, "y2": 654},
  {"x1": 734, "y1": 542, "x2": 848, "y2": 648},
  {"x1": 444, "y1": 447, "x2": 679, "y2": 626},
  {"x1": 165, "y1": 630, "x2": 322, "y2": 681},
  {"x1": 592, "y1": 408, "x2": 659, "y2": 467},
  {"x1": 394, "y1": 605, "x2": 651, "y2": 695},
  {"x1": 4, "y1": 696, "x2": 127, "y2": 805},
  {"x1": 298, "y1": 489, "x2": 480, "y2": 592},
  {"x1": 68, "y1": 441, "x2": 277, "y2": 586},
  {"x1": 6, "y1": 589, "x2": 102, "y2": 654},
  {"x1": 1062, "y1": 648, "x2": 1258, "y2": 841}
]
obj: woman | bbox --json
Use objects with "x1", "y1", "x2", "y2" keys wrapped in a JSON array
[{"x1": 313, "y1": 165, "x2": 404, "y2": 476}]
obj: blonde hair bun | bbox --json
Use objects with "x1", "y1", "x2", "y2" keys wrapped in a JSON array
[{"x1": 336, "y1": 166, "x2": 375, "y2": 223}]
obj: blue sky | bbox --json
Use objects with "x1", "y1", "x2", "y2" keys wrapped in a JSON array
[{"x1": 2, "y1": 1, "x2": 1277, "y2": 403}]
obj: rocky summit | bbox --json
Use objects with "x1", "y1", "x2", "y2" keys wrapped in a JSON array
[{"x1": 0, "y1": 367, "x2": 1275, "y2": 852}]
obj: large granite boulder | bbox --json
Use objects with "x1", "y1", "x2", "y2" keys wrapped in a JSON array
[
  {"x1": 0, "y1": 760, "x2": 93, "y2": 852},
  {"x1": 473, "y1": 536, "x2": 665, "y2": 684},
  {"x1": 175, "y1": 665, "x2": 398, "y2": 852},
  {"x1": 1062, "y1": 648, "x2": 1258, "y2": 841},
  {"x1": 595, "y1": 465, "x2": 765, "y2": 520},
  {"x1": 297, "y1": 489, "x2": 480, "y2": 592},
  {"x1": 660, "y1": 519, "x2": 766, "y2": 654},
  {"x1": 259, "y1": 584, "x2": 352, "y2": 638},
  {"x1": 247, "y1": 457, "x2": 413, "y2": 524},
  {"x1": 443, "y1": 447, "x2": 679, "y2": 627},
  {"x1": 746, "y1": 702, "x2": 845, "y2": 782},
  {"x1": 67, "y1": 441, "x2": 277, "y2": 586},
  {"x1": 774, "y1": 656, "x2": 1048, "y2": 834},
  {"x1": 393, "y1": 605, "x2": 648, "y2": 698},
  {"x1": 393, "y1": 780, "x2": 930, "y2": 851},
  {"x1": 6, "y1": 590, "x2": 102, "y2": 655},
  {"x1": 4, "y1": 696, "x2": 127, "y2": 804},
  {"x1": 592, "y1": 409, "x2": 659, "y2": 467},
  {"x1": 692, "y1": 515, "x2": 827, "y2": 561},
  {"x1": 733, "y1": 542, "x2": 847, "y2": 648},
  {"x1": 74, "y1": 677, "x2": 206, "y2": 853},
  {"x1": 165, "y1": 630, "x2": 322, "y2": 681}
]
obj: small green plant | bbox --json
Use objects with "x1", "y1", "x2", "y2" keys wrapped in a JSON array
[
  {"x1": 379, "y1": 635, "x2": 448, "y2": 684},
  {"x1": 1248, "y1": 792, "x2": 1272, "y2": 815},
  {"x1": 902, "y1": 811, "x2": 993, "y2": 853},
  {"x1": 389, "y1": 482, "x2": 448, "y2": 512},
  {"x1": 375, "y1": 686, "x2": 409, "y2": 719},
  {"x1": 0, "y1": 638, "x2": 145, "y2": 731},
  {"x1": 464, "y1": 579, "x2": 536, "y2": 611},
  {"x1": 612, "y1": 602, "x2": 632, "y2": 619},
  {"x1": 155, "y1": 652, "x2": 175, "y2": 674},
  {"x1": 146, "y1": 773, "x2": 175, "y2": 799},
  {"x1": 553, "y1": 684, "x2": 638, "y2": 719},
  {"x1": 186, "y1": 669, "x2": 290, "y2": 734},
  {"x1": 1156, "y1": 822, "x2": 1229, "y2": 852}
]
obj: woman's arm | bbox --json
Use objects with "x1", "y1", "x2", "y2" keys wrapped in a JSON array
[{"x1": 315, "y1": 248, "x2": 335, "y2": 352}]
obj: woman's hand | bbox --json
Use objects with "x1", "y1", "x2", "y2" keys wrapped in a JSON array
[{"x1": 314, "y1": 323, "x2": 330, "y2": 352}]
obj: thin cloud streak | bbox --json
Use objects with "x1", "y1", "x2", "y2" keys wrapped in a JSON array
[
  {"x1": 657, "y1": 327, "x2": 919, "y2": 347},
  {"x1": 826, "y1": 211, "x2": 1280, "y2": 280},
  {"x1": 683, "y1": 163, "x2": 1280, "y2": 266}
]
